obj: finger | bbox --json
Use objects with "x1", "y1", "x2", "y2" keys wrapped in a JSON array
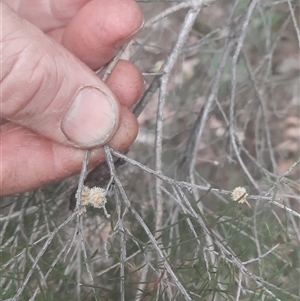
[
  {"x1": 1, "y1": 4, "x2": 121, "y2": 148},
  {"x1": 61, "y1": 0, "x2": 143, "y2": 69},
  {"x1": 3, "y1": 0, "x2": 90, "y2": 31},
  {"x1": 0, "y1": 108, "x2": 138, "y2": 196},
  {"x1": 105, "y1": 60, "x2": 144, "y2": 108},
  {"x1": 47, "y1": 28, "x2": 64, "y2": 43},
  {"x1": 5, "y1": 0, "x2": 143, "y2": 70}
]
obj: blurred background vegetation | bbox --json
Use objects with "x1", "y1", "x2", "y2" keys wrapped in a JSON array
[{"x1": 1, "y1": 0, "x2": 299, "y2": 300}]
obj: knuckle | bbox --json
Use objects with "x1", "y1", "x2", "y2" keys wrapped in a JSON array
[{"x1": 1, "y1": 38, "x2": 53, "y2": 119}]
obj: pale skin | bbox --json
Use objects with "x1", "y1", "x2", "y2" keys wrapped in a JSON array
[{"x1": 0, "y1": 0, "x2": 144, "y2": 195}]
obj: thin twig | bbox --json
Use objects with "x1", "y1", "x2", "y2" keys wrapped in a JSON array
[
  {"x1": 154, "y1": 4, "x2": 203, "y2": 244},
  {"x1": 104, "y1": 145, "x2": 193, "y2": 301}
]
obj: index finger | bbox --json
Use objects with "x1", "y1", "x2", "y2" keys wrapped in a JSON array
[{"x1": 2, "y1": 0, "x2": 90, "y2": 31}]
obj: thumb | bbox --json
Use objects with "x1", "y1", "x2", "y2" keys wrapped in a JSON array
[{"x1": 1, "y1": 4, "x2": 120, "y2": 148}]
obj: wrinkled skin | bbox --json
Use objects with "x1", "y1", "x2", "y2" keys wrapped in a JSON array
[{"x1": 0, "y1": 0, "x2": 144, "y2": 195}]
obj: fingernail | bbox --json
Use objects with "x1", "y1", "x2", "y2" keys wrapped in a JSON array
[
  {"x1": 114, "y1": 18, "x2": 144, "y2": 49},
  {"x1": 62, "y1": 86, "x2": 118, "y2": 147}
]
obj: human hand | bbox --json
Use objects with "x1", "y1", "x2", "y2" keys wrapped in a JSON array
[{"x1": 0, "y1": 0, "x2": 144, "y2": 195}]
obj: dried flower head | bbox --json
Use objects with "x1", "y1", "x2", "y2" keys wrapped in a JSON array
[
  {"x1": 78, "y1": 206, "x2": 87, "y2": 216},
  {"x1": 79, "y1": 186, "x2": 110, "y2": 217},
  {"x1": 231, "y1": 186, "x2": 251, "y2": 208}
]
